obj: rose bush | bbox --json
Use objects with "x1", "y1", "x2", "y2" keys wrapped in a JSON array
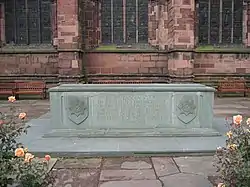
[
  {"x1": 214, "y1": 115, "x2": 250, "y2": 187},
  {"x1": 0, "y1": 96, "x2": 54, "y2": 187}
]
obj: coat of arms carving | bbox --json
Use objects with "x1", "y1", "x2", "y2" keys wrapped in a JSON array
[
  {"x1": 176, "y1": 95, "x2": 198, "y2": 124},
  {"x1": 67, "y1": 95, "x2": 89, "y2": 125}
]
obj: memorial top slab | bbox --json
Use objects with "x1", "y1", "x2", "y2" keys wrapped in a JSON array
[{"x1": 49, "y1": 84, "x2": 216, "y2": 92}]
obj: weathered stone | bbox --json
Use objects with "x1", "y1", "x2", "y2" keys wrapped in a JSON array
[
  {"x1": 6, "y1": 97, "x2": 250, "y2": 155},
  {"x1": 47, "y1": 84, "x2": 218, "y2": 139},
  {"x1": 100, "y1": 169, "x2": 156, "y2": 181},
  {"x1": 54, "y1": 158, "x2": 101, "y2": 169},
  {"x1": 174, "y1": 156, "x2": 216, "y2": 176},
  {"x1": 47, "y1": 158, "x2": 58, "y2": 172},
  {"x1": 0, "y1": 53, "x2": 58, "y2": 75},
  {"x1": 103, "y1": 157, "x2": 151, "y2": 170},
  {"x1": 52, "y1": 169, "x2": 99, "y2": 187},
  {"x1": 121, "y1": 161, "x2": 152, "y2": 170},
  {"x1": 152, "y1": 157, "x2": 180, "y2": 177},
  {"x1": 99, "y1": 180, "x2": 162, "y2": 187},
  {"x1": 207, "y1": 175, "x2": 222, "y2": 186},
  {"x1": 160, "y1": 173, "x2": 212, "y2": 187},
  {"x1": 0, "y1": 0, "x2": 250, "y2": 84}
]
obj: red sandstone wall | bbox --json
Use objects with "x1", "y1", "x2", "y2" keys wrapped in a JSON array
[
  {"x1": 0, "y1": 0, "x2": 249, "y2": 85},
  {"x1": 168, "y1": 52, "x2": 193, "y2": 76},
  {"x1": 194, "y1": 53, "x2": 250, "y2": 74},
  {"x1": 148, "y1": 0, "x2": 159, "y2": 46},
  {"x1": 0, "y1": 1, "x2": 59, "y2": 76},
  {"x1": 0, "y1": 53, "x2": 58, "y2": 74},
  {"x1": 86, "y1": 53, "x2": 168, "y2": 74},
  {"x1": 86, "y1": 52, "x2": 250, "y2": 77}
]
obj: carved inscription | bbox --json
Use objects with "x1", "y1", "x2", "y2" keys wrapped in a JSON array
[
  {"x1": 67, "y1": 95, "x2": 89, "y2": 125},
  {"x1": 93, "y1": 93, "x2": 171, "y2": 127},
  {"x1": 177, "y1": 95, "x2": 198, "y2": 124}
]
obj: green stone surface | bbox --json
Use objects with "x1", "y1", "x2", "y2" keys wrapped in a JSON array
[
  {"x1": 15, "y1": 85, "x2": 230, "y2": 156},
  {"x1": 48, "y1": 84, "x2": 217, "y2": 138}
]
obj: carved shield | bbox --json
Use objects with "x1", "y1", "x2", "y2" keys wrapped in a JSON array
[
  {"x1": 176, "y1": 95, "x2": 198, "y2": 124},
  {"x1": 66, "y1": 95, "x2": 89, "y2": 125}
]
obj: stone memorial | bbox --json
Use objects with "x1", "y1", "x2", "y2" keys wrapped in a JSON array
[
  {"x1": 18, "y1": 83, "x2": 227, "y2": 155},
  {"x1": 45, "y1": 84, "x2": 220, "y2": 138}
]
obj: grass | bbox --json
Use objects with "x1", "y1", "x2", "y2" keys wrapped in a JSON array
[
  {"x1": 91, "y1": 44, "x2": 250, "y2": 53},
  {"x1": 93, "y1": 44, "x2": 159, "y2": 52},
  {"x1": 94, "y1": 45, "x2": 118, "y2": 51},
  {"x1": 195, "y1": 45, "x2": 250, "y2": 53}
]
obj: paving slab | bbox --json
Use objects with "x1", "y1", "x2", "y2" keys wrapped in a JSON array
[
  {"x1": 208, "y1": 175, "x2": 222, "y2": 187},
  {"x1": 174, "y1": 156, "x2": 216, "y2": 176},
  {"x1": 2, "y1": 98, "x2": 249, "y2": 186},
  {"x1": 0, "y1": 100, "x2": 49, "y2": 120},
  {"x1": 2, "y1": 98, "x2": 250, "y2": 155},
  {"x1": 121, "y1": 160, "x2": 152, "y2": 169},
  {"x1": 19, "y1": 134, "x2": 228, "y2": 156},
  {"x1": 47, "y1": 158, "x2": 58, "y2": 171},
  {"x1": 152, "y1": 157, "x2": 180, "y2": 177},
  {"x1": 99, "y1": 180, "x2": 162, "y2": 187},
  {"x1": 160, "y1": 173, "x2": 212, "y2": 187},
  {"x1": 52, "y1": 168, "x2": 99, "y2": 187},
  {"x1": 54, "y1": 158, "x2": 102, "y2": 169},
  {"x1": 2, "y1": 97, "x2": 245, "y2": 156},
  {"x1": 18, "y1": 115, "x2": 227, "y2": 156},
  {"x1": 213, "y1": 109, "x2": 241, "y2": 115},
  {"x1": 100, "y1": 169, "x2": 156, "y2": 181},
  {"x1": 213, "y1": 104, "x2": 248, "y2": 109},
  {"x1": 102, "y1": 157, "x2": 151, "y2": 170}
]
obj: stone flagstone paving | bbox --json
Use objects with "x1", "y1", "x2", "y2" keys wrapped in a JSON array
[
  {"x1": 52, "y1": 156, "x2": 216, "y2": 187},
  {"x1": 1, "y1": 97, "x2": 250, "y2": 186}
]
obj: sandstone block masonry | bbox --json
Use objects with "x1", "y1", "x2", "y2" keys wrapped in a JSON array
[{"x1": 0, "y1": 0, "x2": 249, "y2": 85}]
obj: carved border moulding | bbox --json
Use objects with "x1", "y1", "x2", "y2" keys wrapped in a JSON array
[
  {"x1": 66, "y1": 95, "x2": 89, "y2": 125},
  {"x1": 176, "y1": 95, "x2": 198, "y2": 124}
]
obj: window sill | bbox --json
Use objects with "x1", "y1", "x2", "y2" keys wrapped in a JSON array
[
  {"x1": 89, "y1": 44, "x2": 159, "y2": 53},
  {"x1": 195, "y1": 45, "x2": 250, "y2": 53},
  {"x1": 0, "y1": 44, "x2": 57, "y2": 54}
]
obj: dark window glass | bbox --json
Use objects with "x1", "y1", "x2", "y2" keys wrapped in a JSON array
[
  {"x1": 113, "y1": 0, "x2": 123, "y2": 44},
  {"x1": 198, "y1": 0, "x2": 209, "y2": 44},
  {"x1": 5, "y1": 0, "x2": 15, "y2": 44},
  {"x1": 138, "y1": 0, "x2": 148, "y2": 43},
  {"x1": 41, "y1": 0, "x2": 52, "y2": 43},
  {"x1": 233, "y1": 0, "x2": 243, "y2": 44},
  {"x1": 5, "y1": 0, "x2": 52, "y2": 45},
  {"x1": 198, "y1": 0, "x2": 243, "y2": 45},
  {"x1": 126, "y1": 0, "x2": 136, "y2": 44},
  {"x1": 28, "y1": 0, "x2": 40, "y2": 44},
  {"x1": 210, "y1": 0, "x2": 220, "y2": 44},
  {"x1": 101, "y1": 0, "x2": 111, "y2": 44},
  {"x1": 101, "y1": 0, "x2": 148, "y2": 44},
  {"x1": 222, "y1": 0, "x2": 232, "y2": 43}
]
